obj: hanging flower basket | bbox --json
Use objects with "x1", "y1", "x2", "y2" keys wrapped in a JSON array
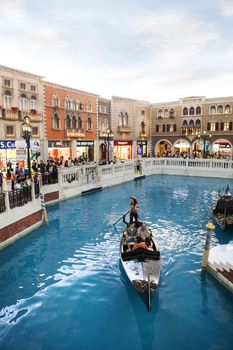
[
  {"x1": 30, "y1": 109, "x2": 37, "y2": 115},
  {"x1": 11, "y1": 107, "x2": 19, "y2": 113}
]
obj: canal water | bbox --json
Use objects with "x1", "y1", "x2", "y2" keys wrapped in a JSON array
[{"x1": 0, "y1": 175, "x2": 233, "y2": 350}]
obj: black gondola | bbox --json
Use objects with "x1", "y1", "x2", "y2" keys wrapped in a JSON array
[
  {"x1": 119, "y1": 222, "x2": 161, "y2": 312},
  {"x1": 213, "y1": 186, "x2": 233, "y2": 230}
]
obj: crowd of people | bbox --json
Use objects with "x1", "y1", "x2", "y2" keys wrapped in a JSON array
[{"x1": 156, "y1": 150, "x2": 231, "y2": 159}]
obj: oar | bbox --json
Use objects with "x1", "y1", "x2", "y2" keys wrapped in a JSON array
[{"x1": 113, "y1": 209, "x2": 130, "y2": 226}]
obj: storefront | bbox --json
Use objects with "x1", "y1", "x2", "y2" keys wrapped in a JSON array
[
  {"x1": 76, "y1": 140, "x2": 94, "y2": 161},
  {"x1": 114, "y1": 140, "x2": 132, "y2": 160},
  {"x1": 0, "y1": 140, "x2": 41, "y2": 169},
  {"x1": 48, "y1": 140, "x2": 72, "y2": 161},
  {"x1": 137, "y1": 140, "x2": 148, "y2": 157}
]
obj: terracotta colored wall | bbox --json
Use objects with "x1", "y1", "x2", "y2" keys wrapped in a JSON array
[
  {"x1": 44, "y1": 84, "x2": 97, "y2": 141},
  {"x1": 0, "y1": 210, "x2": 42, "y2": 243},
  {"x1": 44, "y1": 191, "x2": 59, "y2": 202}
]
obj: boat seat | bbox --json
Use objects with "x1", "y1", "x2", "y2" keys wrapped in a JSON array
[{"x1": 121, "y1": 248, "x2": 160, "y2": 262}]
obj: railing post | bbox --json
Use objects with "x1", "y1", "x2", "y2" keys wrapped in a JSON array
[{"x1": 5, "y1": 191, "x2": 10, "y2": 212}]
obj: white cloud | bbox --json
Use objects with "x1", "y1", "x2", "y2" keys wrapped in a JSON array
[
  {"x1": 131, "y1": 11, "x2": 219, "y2": 68},
  {"x1": 217, "y1": 0, "x2": 233, "y2": 16},
  {"x1": 26, "y1": 27, "x2": 68, "y2": 51},
  {"x1": 0, "y1": 0, "x2": 25, "y2": 22}
]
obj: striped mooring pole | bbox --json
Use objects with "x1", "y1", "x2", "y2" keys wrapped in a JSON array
[
  {"x1": 202, "y1": 221, "x2": 215, "y2": 269},
  {"x1": 40, "y1": 192, "x2": 48, "y2": 224}
]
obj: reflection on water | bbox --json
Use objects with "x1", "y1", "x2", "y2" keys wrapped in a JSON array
[{"x1": 0, "y1": 175, "x2": 233, "y2": 350}]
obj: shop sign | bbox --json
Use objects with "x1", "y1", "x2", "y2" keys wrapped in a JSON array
[
  {"x1": 0, "y1": 140, "x2": 16, "y2": 149},
  {"x1": 77, "y1": 141, "x2": 94, "y2": 147},
  {"x1": 48, "y1": 140, "x2": 70, "y2": 148},
  {"x1": 114, "y1": 141, "x2": 132, "y2": 146},
  {"x1": 137, "y1": 141, "x2": 147, "y2": 145},
  {"x1": 16, "y1": 149, "x2": 27, "y2": 160}
]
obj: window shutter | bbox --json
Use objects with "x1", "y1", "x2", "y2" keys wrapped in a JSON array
[
  {"x1": 174, "y1": 124, "x2": 177, "y2": 132},
  {"x1": 163, "y1": 125, "x2": 165, "y2": 132},
  {"x1": 221, "y1": 122, "x2": 224, "y2": 131},
  {"x1": 207, "y1": 123, "x2": 211, "y2": 131},
  {"x1": 156, "y1": 125, "x2": 159, "y2": 132},
  {"x1": 229, "y1": 122, "x2": 232, "y2": 131},
  {"x1": 167, "y1": 124, "x2": 170, "y2": 132},
  {"x1": 215, "y1": 122, "x2": 219, "y2": 131}
]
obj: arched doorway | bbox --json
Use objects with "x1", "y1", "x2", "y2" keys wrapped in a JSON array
[
  {"x1": 173, "y1": 139, "x2": 191, "y2": 157},
  {"x1": 154, "y1": 140, "x2": 172, "y2": 157},
  {"x1": 99, "y1": 143, "x2": 107, "y2": 164},
  {"x1": 212, "y1": 139, "x2": 233, "y2": 159}
]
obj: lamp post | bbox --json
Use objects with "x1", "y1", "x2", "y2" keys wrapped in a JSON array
[
  {"x1": 103, "y1": 129, "x2": 113, "y2": 164},
  {"x1": 198, "y1": 131, "x2": 212, "y2": 158},
  {"x1": 22, "y1": 115, "x2": 32, "y2": 177}
]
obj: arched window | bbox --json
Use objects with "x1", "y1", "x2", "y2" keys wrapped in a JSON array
[
  {"x1": 53, "y1": 113, "x2": 60, "y2": 129},
  {"x1": 104, "y1": 118, "x2": 109, "y2": 132},
  {"x1": 20, "y1": 93, "x2": 27, "y2": 111},
  {"x1": 141, "y1": 121, "x2": 146, "y2": 133},
  {"x1": 225, "y1": 104, "x2": 231, "y2": 114},
  {"x1": 182, "y1": 120, "x2": 188, "y2": 128},
  {"x1": 164, "y1": 109, "x2": 169, "y2": 117},
  {"x1": 189, "y1": 119, "x2": 194, "y2": 127},
  {"x1": 71, "y1": 99, "x2": 76, "y2": 110},
  {"x1": 183, "y1": 107, "x2": 188, "y2": 115},
  {"x1": 87, "y1": 114, "x2": 92, "y2": 130},
  {"x1": 66, "y1": 115, "x2": 72, "y2": 129},
  {"x1": 72, "y1": 115, "x2": 77, "y2": 129},
  {"x1": 86, "y1": 101, "x2": 92, "y2": 112},
  {"x1": 158, "y1": 109, "x2": 163, "y2": 117},
  {"x1": 195, "y1": 119, "x2": 201, "y2": 127},
  {"x1": 217, "y1": 105, "x2": 223, "y2": 114},
  {"x1": 196, "y1": 106, "x2": 201, "y2": 115},
  {"x1": 65, "y1": 97, "x2": 71, "y2": 109},
  {"x1": 30, "y1": 96, "x2": 37, "y2": 110},
  {"x1": 189, "y1": 107, "x2": 194, "y2": 115},
  {"x1": 124, "y1": 112, "x2": 128, "y2": 125},
  {"x1": 210, "y1": 105, "x2": 216, "y2": 115},
  {"x1": 3, "y1": 90, "x2": 12, "y2": 109},
  {"x1": 78, "y1": 115, "x2": 82, "y2": 129},
  {"x1": 52, "y1": 94, "x2": 59, "y2": 107},
  {"x1": 169, "y1": 108, "x2": 174, "y2": 117}
]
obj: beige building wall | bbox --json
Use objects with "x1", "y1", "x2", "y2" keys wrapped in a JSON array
[{"x1": 0, "y1": 65, "x2": 44, "y2": 160}]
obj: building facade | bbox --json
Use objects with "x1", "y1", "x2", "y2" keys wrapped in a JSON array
[
  {"x1": 44, "y1": 82, "x2": 98, "y2": 163},
  {"x1": 97, "y1": 97, "x2": 112, "y2": 164},
  {"x1": 0, "y1": 65, "x2": 44, "y2": 169},
  {"x1": 151, "y1": 96, "x2": 233, "y2": 159},
  {"x1": 111, "y1": 96, "x2": 151, "y2": 160}
]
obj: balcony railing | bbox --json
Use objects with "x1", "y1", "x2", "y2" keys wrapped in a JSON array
[
  {"x1": 0, "y1": 193, "x2": 6, "y2": 213},
  {"x1": 65, "y1": 129, "x2": 85, "y2": 138},
  {"x1": 118, "y1": 125, "x2": 132, "y2": 133},
  {"x1": 8, "y1": 186, "x2": 32, "y2": 209}
]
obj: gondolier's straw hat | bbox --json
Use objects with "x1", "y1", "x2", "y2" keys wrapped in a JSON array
[
  {"x1": 131, "y1": 196, "x2": 137, "y2": 200},
  {"x1": 206, "y1": 221, "x2": 215, "y2": 230}
]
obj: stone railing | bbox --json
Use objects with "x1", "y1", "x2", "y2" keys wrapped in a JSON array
[{"x1": 1, "y1": 158, "x2": 233, "y2": 216}]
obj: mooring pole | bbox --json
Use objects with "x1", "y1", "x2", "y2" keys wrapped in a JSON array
[{"x1": 202, "y1": 221, "x2": 215, "y2": 269}]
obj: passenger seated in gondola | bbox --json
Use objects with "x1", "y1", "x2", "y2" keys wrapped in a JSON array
[
  {"x1": 132, "y1": 236, "x2": 149, "y2": 251},
  {"x1": 145, "y1": 237, "x2": 154, "y2": 251},
  {"x1": 123, "y1": 223, "x2": 137, "y2": 242},
  {"x1": 137, "y1": 222, "x2": 151, "y2": 241}
]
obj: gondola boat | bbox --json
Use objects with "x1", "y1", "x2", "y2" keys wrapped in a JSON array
[
  {"x1": 120, "y1": 226, "x2": 161, "y2": 312},
  {"x1": 213, "y1": 187, "x2": 233, "y2": 230}
]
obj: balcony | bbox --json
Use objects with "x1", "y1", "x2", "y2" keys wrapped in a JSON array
[
  {"x1": 139, "y1": 132, "x2": 148, "y2": 139},
  {"x1": 65, "y1": 129, "x2": 85, "y2": 138},
  {"x1": 118, "y1": 125, "x2": 132, "y2": 133}
]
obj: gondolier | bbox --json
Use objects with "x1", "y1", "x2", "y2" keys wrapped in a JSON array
[{"x1": 130, "y1": 196, "x2": 139, "y2": 225}]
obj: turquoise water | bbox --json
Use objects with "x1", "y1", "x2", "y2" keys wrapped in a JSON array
[{"x1": 0, "y1": 175, "x2": 233, "y2": 350}]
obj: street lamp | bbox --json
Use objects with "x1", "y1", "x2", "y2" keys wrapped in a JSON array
[
  {"x1": 22, "y1": 115, "x2": 32, "y2": 177},
  {"x1": 103, "y1": 129, "x2": 113, "y2": 164},
  {"x1": 198, "y1": 131, "x2": 212, "y2": 158}
]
